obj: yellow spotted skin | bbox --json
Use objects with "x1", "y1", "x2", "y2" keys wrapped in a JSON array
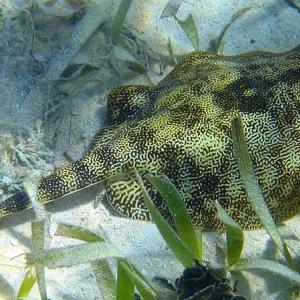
[{"x1": 2, "y1": 46, "x2": 300, "y2": 230}]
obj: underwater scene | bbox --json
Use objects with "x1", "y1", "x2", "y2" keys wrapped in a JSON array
[{"x1": 1, "y1": 0, "x2": 300, "y2": 299}]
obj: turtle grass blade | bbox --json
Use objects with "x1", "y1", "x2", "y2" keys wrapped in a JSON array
[
  {"x1": 121, "y1": 259, "x2": 157, "y2": 296},
  {"x1": 24, "y1": 178, "x2": 48, "y2": 300},
  {"x1": 174, "y1": 14, "x2": 199, "y2": 50},
  {"x1": 31, "y1": 217, "x2": 48, "y2": 299},
  {"x1": 286, "y1": 239, "x2": 300, "y2": 257},
  {"x1": 216, "y1": 201, "x2": 244, "y2": 267},
  {"x1": 147, "y1": 174, "x2": 202, "y2": 260},
  {"x1": 265, "y1": 286, "x2": 300, "y2": 300},
  {"x1": 231, "y1": 115, "x2": 295, "y2": 269},
  {"x1": 45, "y1": 4, "x2": 109, "y2": 81},
  {"x1": 55, "y1": 223, "x2": 104, "y2": 242},
  {"x1": 230, "y1": 258, "x2": 300, "y2": 286},
  {"x1": 135, "y1": 169, "x2": 195, "y2": 268},
  {"x1": 160, "y1": 0, "x2": 184, "y2": 18},
  {"x1": 116, "y1": 260, "x2": 134, "y2": 300},
  {"x1": 92, "y1": 260, "x2": 116, "y2": 300},
  {"x1": 213, "y1": 7, "x2": 250, "y2": 54},
  {"x1": 55, "y1": 223, "x2": 116, "y2": 299},
  {"x1": 26, "y1": 242, "x2": 123, "y2": 269},
  {"x1": 111, "y1": 46, "x2": 147, "y2": 74},
  {"x1": 16, "y1": 267, "x2": 36, "y2": 299},
  {"x1": 167, "y1": 38, "x2": 177, "y2": 66},
  {"x1": 286, "y1": 0, "x2": 300, "y2": 12},
  {"x1": 112, "y1": 0, "x2": 133, "y2": 45},
  {"x1": 118, "y1": 259, "x2": 157, "y2": 300}
]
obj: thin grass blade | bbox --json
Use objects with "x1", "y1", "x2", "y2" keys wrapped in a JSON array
[
  {"x1": 24, "y1": 179, "x2": 48, "y2": 300},
  {"x1": 265, "y1": 286, "x2": 300, "y2": 300},
  {"x1": 116, "y1": 260, "x2": 134, "y2": 300},
  {"x1": 231, "y1": 115, "x2": 295, "y2": 269},
  {"x1": 111, "y1": 46, "x2": 147, "y2": 74},
  {"x1": 160, "y1": 0, "x2": 183, "y2": 18},
  {"x1": 286, "y1": 0, "x2": 300, "y2": 11},
  {"x1": 121, "y1": 259, "x2": 157, "y2": 296},
  {"x1": 16, "y1": 267, "x2": 36, "y2": 299},
  {"x1": 55, "y1": 223, "x2": 116, "y2": 299},
  {"x1": 45, "y1": 4, "x2": 110, "y2": 80},
  {"x1": 112, "y1": 0, "x2": 133, "y2": 45},
  {"x1": 231, "y1": 116, "x2": 295, "y2": 269},
  {"x1": 26, "y1": 242, "x2": 123, "y2": 268},
  {"x1": 167, "y1": 38, "x2": 177, "y2": 65},
  {"x1": 174, "y1": 14, "x2": 199, "y2": 50},
  {"x1": 231, "y1": 258, "x2": 300, "y2": 286},
  {"x1": 55, "y1": 223, "x2": 104, "y2": 242},
  {"x1": 213, "y1": 7, "x2": 250, "y2": 54},
  {"x1": 91, "y1": 260, "x2": 116, "y2": 300},
  {"x1": 134, "y1": 169, "x2": 195, "y2": 268},
  {"x1": 147, "y1": 174, "x2": 202, "y2": 260},
  {"x1": 216, "y1": 201, "x2": 244, "y2": 267},
  {"x1": 31, "y1": 218, "x2": 47, "y2": 299},
  {"x1": 119, "y1": 260, "x2": 157, "y2": 300}
]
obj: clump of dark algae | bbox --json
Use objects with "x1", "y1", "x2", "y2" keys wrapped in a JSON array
[
  {"x1": 146, "y1": 261, "x2": 247, "y2": 300},
  {"x1": 175, "y1": 262, "x2": 246, "y2": 300}
]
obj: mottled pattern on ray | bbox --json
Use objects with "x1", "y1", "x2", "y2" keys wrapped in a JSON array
[{"x1": 1, "y1": 46, "x2": 300, "y2": 230}]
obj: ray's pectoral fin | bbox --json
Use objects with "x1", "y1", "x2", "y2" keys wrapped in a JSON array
[
  {"x1": 106, "y1": 177, "x2": 151, "y2": 221},
  {"x1": 105, "y1": 174, "x2": 173, "y2": 223}
]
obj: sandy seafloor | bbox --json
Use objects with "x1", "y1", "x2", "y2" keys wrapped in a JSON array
[{"x1": 1, "y1": 0, "x2": 300, "y2": 299}]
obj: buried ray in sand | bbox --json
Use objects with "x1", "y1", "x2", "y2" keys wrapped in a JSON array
[{"x1": 1, "y1": 46, "x2": 300, "y2": 230}]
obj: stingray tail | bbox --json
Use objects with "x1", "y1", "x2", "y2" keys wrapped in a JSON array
[
  {"x1": 0, "y1": 191, "x2": 31, "y2": 217},
  {"x1": 0, "y1": 149, "x2": 114, "y2": 217}
]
